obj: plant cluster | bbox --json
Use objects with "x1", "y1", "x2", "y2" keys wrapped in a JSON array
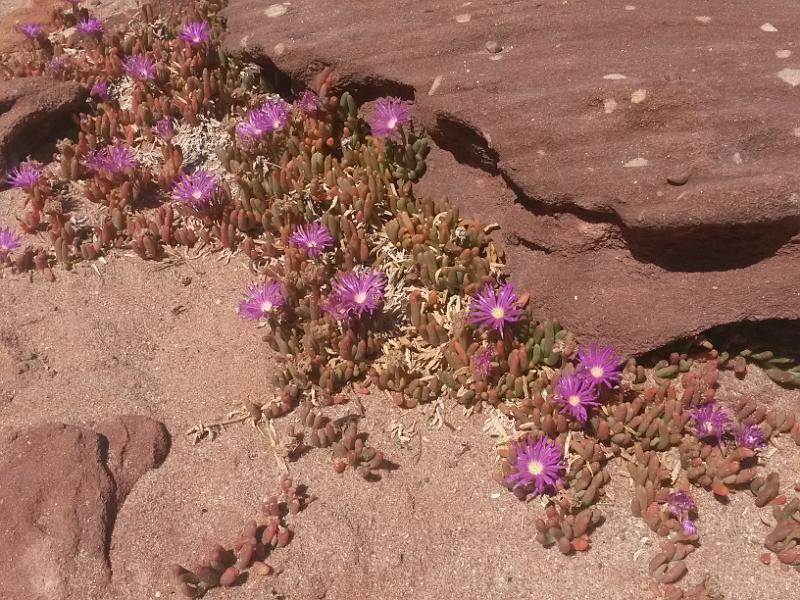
[
  {"x1": 171, "y1": 475, "x2": 310, "y2": 597},
  {"x1": 2, "y1": 1, "x2": 800, "y2": 597}
]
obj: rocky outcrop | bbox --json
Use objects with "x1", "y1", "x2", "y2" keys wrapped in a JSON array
[
  {"x1": 223, "y1": 0, "x2": 800, "y2": 354},
  {"x1": 0, "y1": 77, "x2": 85, "y2": 182},
  {"x1": 0, "y1": 417, "x2": 170, "y2": 600}
]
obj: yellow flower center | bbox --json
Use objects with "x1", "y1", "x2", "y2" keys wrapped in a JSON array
[
  {"x1": 387, "y1": 117, "x2": 397, "y2": 129},
  {"x1": 590, "y1": 366, "x2": 603, "y2": 378},
  {"x1": 527, "y1": 460, "x2": 543, "y2": 476},
  {"x1": 568, "y1": 395, "x2": 581, "y2": 407},
  {"x1": 491, "y1": 306, "x2": 505, "y2": 320},
  {"x1": 260, "y1": 301, "x2": 273, "y2": 313},
  {"x1": 355, "y1": 292, "x2": 367, "y2": 304}
]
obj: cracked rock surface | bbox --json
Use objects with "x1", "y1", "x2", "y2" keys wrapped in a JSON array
[{"x1": 224, "y1": 0, "x2": 800, "y2": 354}]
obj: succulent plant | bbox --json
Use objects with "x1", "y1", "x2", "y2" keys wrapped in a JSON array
[{"x1": 3, "y1": 3, "x2": 800, "y2": 597}]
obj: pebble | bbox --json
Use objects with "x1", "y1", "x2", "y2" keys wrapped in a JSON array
[
  {"x1": 624, "y1": 5, "x2": 636, "y2": 10},
  {"x1": 630, "y1": 88, "x2": 647, "y2": 104},
  {"x1": 732, "y1": 152, "x2": 743, "y2": 165},
  {"x1": 428, "y1": 75, "x2": 443, "y2": 96},
  {"x1": 485, "y1": 40, "x2": 503, "y2": 54},
  {"x1": 603, "y1": 98, "x2": 617, "y2": 114},
  {"x1": 624, "y1": 157, "x2": 649, "y2": 168},
  {"x1": 777, "y1": 68, "x2": 800, "y2": 86},
  {"x1": 264, "y1": 3, "x2": 287, "y2": 17},
  {"x1": 793, "y1": 127, "x2": 800, "y2": 138},
  {"x1": 603, "y1": 73, "x2": 628, "y2": 80},
  {"x1": 776, "y1": 50, "x2": 792, "y2": 59},
  {"x1": 760, "y1": 23, "x2": 778, "y2": 33},
  {"x1": 667, "y1": 170, "x2": 691, "y2": 186},
  {"x1": 273, "y1": 43, "x2": 286, "y2": 56},
  {"x1": 695, "y1": 16, "x2": 711, "y2": 24},
  {"x1": 455, "y1": 13, "x2": 471, "y2": 23}
]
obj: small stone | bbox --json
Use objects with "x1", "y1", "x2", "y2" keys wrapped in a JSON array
[
  {"x1": 760, "y1": 23, "x2": 778, "y2": 33},
  {"x1": 667, "y1": 170, "x2": 691, "y2": 186},
  {"x1": 695, "y1": 16, "x2": 711, "y2": 24},
  {"x1": 264, "y1": 4, "x2": 287, "y2": 17},
  {"x1": 251, "y1": 561, "x2": 273, "y2": 577},
  {"x1": 777, "y1": 68, "x2": 800, "y2": 86},
  {"x1": 794, "y1": 127, "x2": 800, "y2": 138},
  {"x1": 428, "y1": 75, "x2": 443, "y2": 96},
  {"x1": 760, "y1": 553, "x2": 772, "y2": 565},
  {"x1": 455, "y1": 13, "x2": 471, "y2": 23},
  {"x1": 603, "y1": 73, "x2": 628, "y2": 80},
  {"x1": 273, "y1": 43, "x2": 286, "y2": 56},
  {"x1": 732, "y1": 152, "x2": 743, "y2": 165},
  {"x1": 624, "y1": 157, "x2": 649, "y2": 168},
  {"x1": 485, "y1": 40, "x2": 502, "y2": 54},
  {"x1": 776, "y1": 50, "x2": 792, "y2": 59},
  {"x1": 630, "y1": 88, "x2": 647, "y2": 104},
  {"x1": 624, "y1": 5, "x2": 636, "y2": 10},
  {"x1": 603, "y1": 98, "x2": 617, "y2": 114}
]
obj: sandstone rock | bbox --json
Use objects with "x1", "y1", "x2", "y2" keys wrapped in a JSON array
[
  {"x1": 0, "y1": 417, "x2": 170, "y2": 600},
  {"x1": 96, "y1": 414, "x2": 171, "y2": 504},
  {"x1": 224, "y1": 0, "x2": 800, "y2": 354},
  {"x1": 0, "y1": 77, "x2": 85, "y2": 182}
]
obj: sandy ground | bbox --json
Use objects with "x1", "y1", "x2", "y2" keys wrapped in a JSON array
[{"x1": 2, "y1": 178, "x2": 800, "y2": 600}]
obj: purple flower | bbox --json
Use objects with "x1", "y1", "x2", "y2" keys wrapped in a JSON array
[
  {"x1": 179, "y1": 20, "x2": 209, "y2": 46},
  {"x1": 368, "y1": 97, "x2": 411, "y2": 137},
  {"x1": 667, "y1": 490, "x2": 695, "y2": 517},
  {"x1": 90, "y1": 79, "x2": 109, "y2": 99},
  {"x1": 666, "y1": 490, "x2": 697, "y2": 535},
  {"x1": 553, "y1": 373, "x2": 599, "y2": 422},
  {"x1": 154, "y1": 117, "x2": 175, "y2": 139},
  {"x1": 47, "y1": 56, "x2": 69, "y2": 74},
  {"x1": 323, "y1": 270, "x2": 385, "y2": 320},
  {"x1": 680, "y1": 519, "x2": 698, "y2": 536},
  {"x1": 236, "y1": 98, "x2": 291, "y2": 143},
  {"x1": 83, "y1": 144, "x2": 136, "y2": 174},
  {"x1": 172, "y1": 169, "x2": 217, "y2": 208},
  {"x1": 468, "y1": 283, "x2": 522, "y2": 337},
  {"x1": 17, "y1": 23, "x2": 43, "y2": 40},
  {"x1": 298, "y1": 90, "x2": 321, "y2": 113},
  {"x1": 576, "y1": 343, "x2": 622, "y2": 389},
  {"x1": 505, "y1": 436, "x2": 564, "y2": 498},
  {"x1": 471, "y1": 346, "x2": 495, "y2": 379},
  {"x1": 238, "y1": 280, "x2": 283, "y2": 320},
  {"x1": 77, "y1": 17, "x2": 103, "y2": 35},
  {"x1": 691, "y1": 403, "x2": 729, "y2": 445},
  {"x1": 737, "y1": 423, "x2": 766, "y2": 450},
  {"x1": 123, "y1": 54, "x2": 157, "y2": 82},
  {"x1": 288, "y1": 222, "x2": 334, "y2": 257},
  {"x1": 6, "y1": 163, "x2": 43, "y2": 190},
  {"x1": 0, "y1": 226, "x2": 21, "y2": 260}
]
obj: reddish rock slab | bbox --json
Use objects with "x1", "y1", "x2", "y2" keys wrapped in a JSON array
[
  {"x1": 223, "y1": 0, "x2": 800, "y2": 354},
  {"x1": 0, "y1": 417, "x2": 169, "y2": 600},
  {"x1": 0, "y1": 76, "x2": 85, "y2": 181}
]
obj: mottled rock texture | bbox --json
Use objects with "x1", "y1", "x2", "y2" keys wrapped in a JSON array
[{"x1": 0, "y1": 417, "x2": 169, "y2": 600}]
